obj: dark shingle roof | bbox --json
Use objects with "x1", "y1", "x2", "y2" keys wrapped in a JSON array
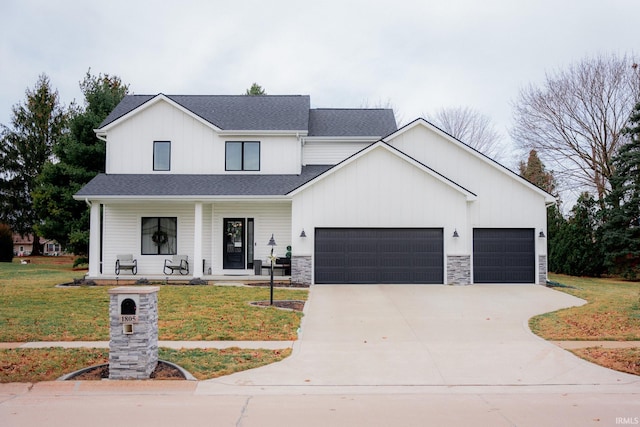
[
  {"x1": 308, "y1": 109, "x2": 397, "y2": 137},
  {"x1": 99, "y1": 95, "x2": 397, "y2": 137},
  {"x1": 75, "y1": 166, "x2": 333, "y2": 198},
  {"x1": 99, "y1": 95, "x2": 311, "y2": 131}
]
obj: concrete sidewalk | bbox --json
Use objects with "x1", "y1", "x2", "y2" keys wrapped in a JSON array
[{"x1": 0, "y1": 341, "x2": 294, "y2": 350}]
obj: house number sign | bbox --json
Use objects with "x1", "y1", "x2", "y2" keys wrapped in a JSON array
[{"x1": 120, "y1": 315, "x2": 138, "y2": 323}]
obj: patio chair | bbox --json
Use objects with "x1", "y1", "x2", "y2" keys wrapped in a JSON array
[
  {"x1": 164, "y1": 255, "x2": 189, "y2": 275},
  {"x1": 115, "y1": 254, "x2": 137, "y2": 275}
]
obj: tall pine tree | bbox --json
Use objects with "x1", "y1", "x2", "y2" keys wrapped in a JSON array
[
  {"x1": 0, "y1": 74, "x2": 68, "y2": 255},
  {"x1": 602, "y1": 101, "x2": 640, "y2": 279},
  {"x1": 33, "y1": 71, "x2": 128, "y2": 256}
]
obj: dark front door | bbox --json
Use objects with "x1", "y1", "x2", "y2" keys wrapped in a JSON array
[
  {"x1": 314, "y1": 228, "x2": 444, "y2": 284},
  {"x1": 223, "y1": 218, "x2": 245, "y2": 269}
]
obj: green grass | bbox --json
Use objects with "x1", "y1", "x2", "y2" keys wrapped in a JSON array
[
  {"x1": 0, "y1": 347, "x2": 291, "y2": 383},
  {"x1": 0, "y1": 258, "x2": 307, "y2": 342},
  {"x1": 530, "y1": 274, "x2": 640, "y2": 341}
]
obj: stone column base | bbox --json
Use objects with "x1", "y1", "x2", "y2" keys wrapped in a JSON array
[
  {"x1": 447, "y1": 255, "x2": 471, "y2": 285},
  {"x1": 291, "y1": 256, "x2": 312, "y2": 285}
]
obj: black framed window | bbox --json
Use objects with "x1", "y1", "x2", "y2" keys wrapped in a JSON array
[
  {"x1": 225, "y1": 141, "x2": 260, "y2": 171},
  {"x1": 141, "y1": 217, "x2": 177, "y2": 255},
  {"x1": 153, "y1": 141, "x2": 171, "y2": 171}
]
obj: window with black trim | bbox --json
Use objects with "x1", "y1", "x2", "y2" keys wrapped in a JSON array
[
  {"x1": 141, "y1": 217, "x2": 177, "y2": 255},
  {"x1": 153, "y1": 141, "x2": 171, "y2": 171},
  {"x1": 225, "y1": 141, "x2": 260, "y2": 171}
]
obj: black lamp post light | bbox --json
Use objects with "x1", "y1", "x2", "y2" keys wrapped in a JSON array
[{"x1": 268, "y1": 234, "x2": 277, "y2": 305}]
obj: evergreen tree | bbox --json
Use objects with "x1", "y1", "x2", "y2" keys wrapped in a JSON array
[
  {"x1": 602, "y1": 101, "x2": 640, "y2": 279},
  {"x1": 519, "y1": 149, "x2": 557, "y2": 195},
  {"x1": 0, "y1": 74, "x2": 68, "y2": 255},
  {"x1": 0, "y1": 224, "x2": 13, "y2": 262},
  {"x1": 558, "y1": 193, "x2": 604, "y2": 276},
  {"x1": 32, "y1": 71, "x2": 128, "y2": 256},
  {"x1": 245, "y1": 83, "x2": 266, "y2": 95}
]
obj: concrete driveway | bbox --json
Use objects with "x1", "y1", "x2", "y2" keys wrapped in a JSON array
[{"x1": 202, "y1": 284, "x2": 640, "y2": 390}]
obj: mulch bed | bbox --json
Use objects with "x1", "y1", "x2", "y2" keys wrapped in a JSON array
[
  {"x1": 251, "y1": 300, "x2": 305, "y2": 311},
  {"x1": 246, "y1": 282, "x2": 310, "y2": 288},
  {"x1": 70, "y1": 361, "x2": 185, "y2": 380}
]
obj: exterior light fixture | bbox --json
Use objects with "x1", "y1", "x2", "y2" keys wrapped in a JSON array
[
  {"x1": 452, "y1": 229, "x2": 459, "y2": 238},
  {"x1": 539, "y1": 230, "x2": 546, "y2": 238},
  {"x1": 268, "y1": 234, "x2": 277, "y2": 305},
  {"x1": 300, "y1": 229, "x2": 307, "y2": 238}
]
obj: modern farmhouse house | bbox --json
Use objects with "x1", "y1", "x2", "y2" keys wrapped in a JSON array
[{"x1": 75, "y1": 94, "x2": 554, "y2": 285}]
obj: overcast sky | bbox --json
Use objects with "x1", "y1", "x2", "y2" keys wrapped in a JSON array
[{"x1": 1, "y1": 0, "x2": 638, "y2": 168}]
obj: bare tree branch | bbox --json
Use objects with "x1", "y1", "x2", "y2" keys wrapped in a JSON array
[
  {"x1": 511, "y1": 53, "x2": 640, "y2": 204},
  {"x1": 426, "y1": 106, "x2": 504, "y2": 160}
]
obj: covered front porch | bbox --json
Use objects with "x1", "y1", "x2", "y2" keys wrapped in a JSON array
[{"x1": 86, "y1": 199, "x2": 294, "y2": 280}]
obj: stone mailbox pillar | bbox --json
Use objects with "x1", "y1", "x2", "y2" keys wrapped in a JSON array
[{"x1": 108, "y1": 286, "x2": 159, "y2": 380}]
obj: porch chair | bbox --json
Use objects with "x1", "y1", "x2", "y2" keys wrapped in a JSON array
[
  {"x1": 115, "y1": 254, "x2": 137, "y2": 275},
  {"x1": 164, "y1": 255, "x2": 189, "y2": 275}
]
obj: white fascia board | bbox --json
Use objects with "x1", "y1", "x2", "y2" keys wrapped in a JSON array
[
  {"x1": 73, "y1": 195, "x2": 292, "y2": 203},
  {"x1": 288, "y1": 141, "x2": 477, "y2": 201},
  {"x1": 301, "y1": 136, "x2": 380, "y2": 143},
  {"x1": 384, "y1": 118, "x2": 556, "y2": 204},
  {"x1": 95, "y1": 94, "x2": 223, "y2": 133},
  {"x1": 218, "y1": 129, "x2": 308, "y2": 137}
]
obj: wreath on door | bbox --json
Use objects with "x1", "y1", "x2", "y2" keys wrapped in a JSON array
[{"x1": 152, "y1": 230, "x2": 168, "y2": 246}]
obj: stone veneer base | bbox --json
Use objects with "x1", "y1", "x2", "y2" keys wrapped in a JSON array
[{"x1": 108, "y1": 286, "x2": 159, "y2": 380}]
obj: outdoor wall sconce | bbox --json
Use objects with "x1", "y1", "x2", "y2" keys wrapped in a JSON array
[
  {"x1": 300, "y1": 229, "x2": 307, "y2": 238},
  {"x1": 539, "y1": 230, "x2": 546, "y2": 238},
  {"x1": 452, "y1": 229, "x2": 459, "y2": 238}
]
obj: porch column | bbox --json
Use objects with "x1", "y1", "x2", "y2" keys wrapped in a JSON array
[
  {"x1": 88, "y1": 201, "x2": 101, "y2": 277},
  {"x1": 193, "y1": 202, "x2": 203, "y2": 278}
]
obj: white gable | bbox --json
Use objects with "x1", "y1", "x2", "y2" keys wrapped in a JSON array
[{"x1": 384, "y1": 119, "x2": 555, "y2": 205}]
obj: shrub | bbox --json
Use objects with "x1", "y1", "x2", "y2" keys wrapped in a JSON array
[{"x1": 0, "y1": 224, "x2": 14, "y2": 262}]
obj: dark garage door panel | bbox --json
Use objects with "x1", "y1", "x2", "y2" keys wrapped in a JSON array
[
  {"x1": 315, "y1": 228, "x2": 443, "y2": 284},
  {"x1": 473, "y1": 228, "x2": 535, "y2": 283}
]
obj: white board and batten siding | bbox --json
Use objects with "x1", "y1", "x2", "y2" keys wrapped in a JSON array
[
  {"x1": 105, "y1": 98, "x2": 301, "y2": 175},
  {"x1": 386, "y1": 122, "x2": 550, "y2": 231},
  {"x1": 292, "y1": 145, "x2": 469, "y2": 257},
  {"x1": 302, "y1": 140, "x2": 372, "y2": 165}
]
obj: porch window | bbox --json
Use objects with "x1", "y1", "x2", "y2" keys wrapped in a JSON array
[
  {"x1": 141, "y1": 217, "x2": 177, "y2": 255},
  {"x1": 225, "y1": 141, "x2": 260, "y2": 171},
  {"x1": 153, "y1": 141, "x2": 171, "y2": 171}
]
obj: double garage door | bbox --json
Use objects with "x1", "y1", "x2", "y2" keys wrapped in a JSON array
[
  {"x1": 315, "y1": 228, "x2": 443, "y2": 284},
  {"x1": 314, "y1": 228, "x2": 535, "y2": 284}
]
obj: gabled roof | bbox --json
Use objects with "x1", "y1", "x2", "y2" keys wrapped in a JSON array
[
  {"x1": 73, "y1": 166, "x2": 332, "y2": 199},
  {"x1": 287, "y1": 141, "x2": 477, "y2": 200},
  {"x1": 308, "y1": 109, "x2": 397, "y2": 137},
  {"x1": 98, "y1": 95, "x2": 397, "y2": 138},
  {"x1": 98, "y1": 95, "x2": 311, "y2": 131},
  {"x1": 384, "y1": 118, "x2": 557, "y2": 204}
]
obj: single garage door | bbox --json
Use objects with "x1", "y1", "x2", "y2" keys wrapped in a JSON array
[
  {"x1": 315, "y1": 228, "x2": 443, "y2": 284},
  {"x1": 473, "y1": 228, "x2": 535, "y2": 283}
]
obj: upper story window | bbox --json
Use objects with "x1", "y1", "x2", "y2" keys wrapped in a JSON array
[
  {"x1": 226, "y1": 141, "x2": 260, "y2": 171},
  {"x1": 153, "y1": 141, "x2": 171, "y2": 171}
]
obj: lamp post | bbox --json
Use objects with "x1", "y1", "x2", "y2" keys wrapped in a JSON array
[{"x1": 268, "y1": 234, "x2": 277, "y2": 305}]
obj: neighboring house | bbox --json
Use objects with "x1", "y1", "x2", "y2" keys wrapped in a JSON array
[
  {"x1": 74, "y1": 94, "x2": 554, "y2": 285},
  {"x1": 13, "y1": 234, "x2": 62, "y2": 256}
]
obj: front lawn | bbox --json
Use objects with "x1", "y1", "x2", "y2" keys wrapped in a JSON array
[
  {"x1": 530, "y1": 273, "x2": 640, "y2": 376},
  {"x1": 0, "y1": 257, "x2": 305, "y2": 382},
  {"x1": 0, "y1": 347, "x2": 291, "y2": 383},
  {"x1": 529, "y1": 274, "x2": 640, "y2": 341},
  {"x1": 0, "y1": 258, "x2": 307, "y2": 342}
]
